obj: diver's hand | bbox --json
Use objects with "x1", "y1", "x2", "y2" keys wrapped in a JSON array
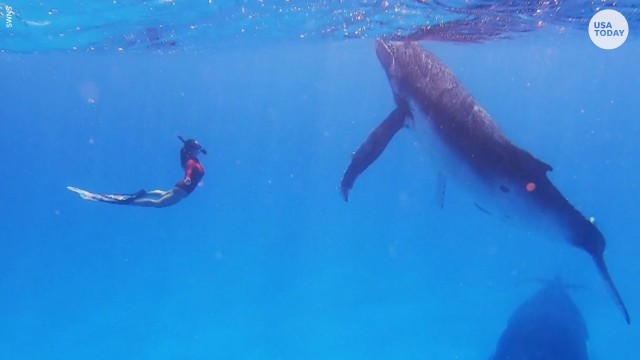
[{"x1": 184, "y1": 177, "x2": 192, "y2": 185}]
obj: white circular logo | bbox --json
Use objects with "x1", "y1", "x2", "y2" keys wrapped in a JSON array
[{"x1": 589, "y1": 9, "x2": 629, "y2": 50}]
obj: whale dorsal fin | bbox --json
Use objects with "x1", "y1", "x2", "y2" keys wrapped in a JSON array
[{"x1": 514, "y1": 146, "x2": 553, "y2": 177}]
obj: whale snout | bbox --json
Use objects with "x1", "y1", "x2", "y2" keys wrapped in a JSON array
[{"x1": 375, "y1": 39, "x2": 398, "y2": 72}]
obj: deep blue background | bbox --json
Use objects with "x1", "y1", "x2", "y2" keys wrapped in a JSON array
[{"x1": 1, "y1": 32, "x2": 639, "y2": 359}]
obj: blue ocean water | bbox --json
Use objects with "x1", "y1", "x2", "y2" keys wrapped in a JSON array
[{"x1": 1, "y1": 1, "x2": 639, "y2": 359}]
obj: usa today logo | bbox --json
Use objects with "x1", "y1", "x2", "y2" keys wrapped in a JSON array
[{"x1": 589, "y1": 9, "x2": 629, "y2": 50}]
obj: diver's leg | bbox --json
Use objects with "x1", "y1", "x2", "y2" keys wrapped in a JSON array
[
  {"x1": 145, "y1": 190, "x2": 170, "y2": 198},
  {"x1": 130, "y1": 188, "x2": 187, "y2": 208}
]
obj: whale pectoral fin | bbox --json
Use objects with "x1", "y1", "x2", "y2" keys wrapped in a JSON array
[{"x1": 339, "y1": 106, "x2": 409, "y2": 201}]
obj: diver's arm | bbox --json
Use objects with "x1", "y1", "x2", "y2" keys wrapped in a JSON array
[{"x1": 184, "y1": 159, "x2": 194, "y2": 184}]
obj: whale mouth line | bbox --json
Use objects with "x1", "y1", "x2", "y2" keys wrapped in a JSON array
[
  {"x1": 382, "y1": 41, "x2": 395, "y2": 70},
  {"x1": 376, "y1": 39, "x2": 397, "y2": 72}
]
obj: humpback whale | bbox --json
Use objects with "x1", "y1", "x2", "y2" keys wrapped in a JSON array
[
  {"x1": 339, "y1": 40, "x2": 630, "y2": 324},
  {"x1": 490, "y1": 280, "x2": 589, "y2": 360}
]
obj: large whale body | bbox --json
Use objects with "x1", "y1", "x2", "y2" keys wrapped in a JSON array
[
  {"x1": 490, "y1": 280, "x2": 589, "y2": 360},
  {"x1": 339, "y1": 40, "x2": 629, "y2": 324}
]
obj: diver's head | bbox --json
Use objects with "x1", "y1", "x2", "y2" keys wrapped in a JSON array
[
  {"x1": 178, "y1": 135, "x2": 207, "y2": 168},
  {"x1": 179, "y1": 135, "x2": 207, "y2": 155}
]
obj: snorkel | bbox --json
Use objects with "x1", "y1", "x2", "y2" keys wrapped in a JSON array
[{"x1": 178, "y1": 135, "x2": 207, "y2": 155}]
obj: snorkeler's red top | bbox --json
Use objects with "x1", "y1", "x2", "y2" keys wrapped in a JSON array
[{"x1": 175, "y1": 159, "x2": 205, "y2": 194}]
